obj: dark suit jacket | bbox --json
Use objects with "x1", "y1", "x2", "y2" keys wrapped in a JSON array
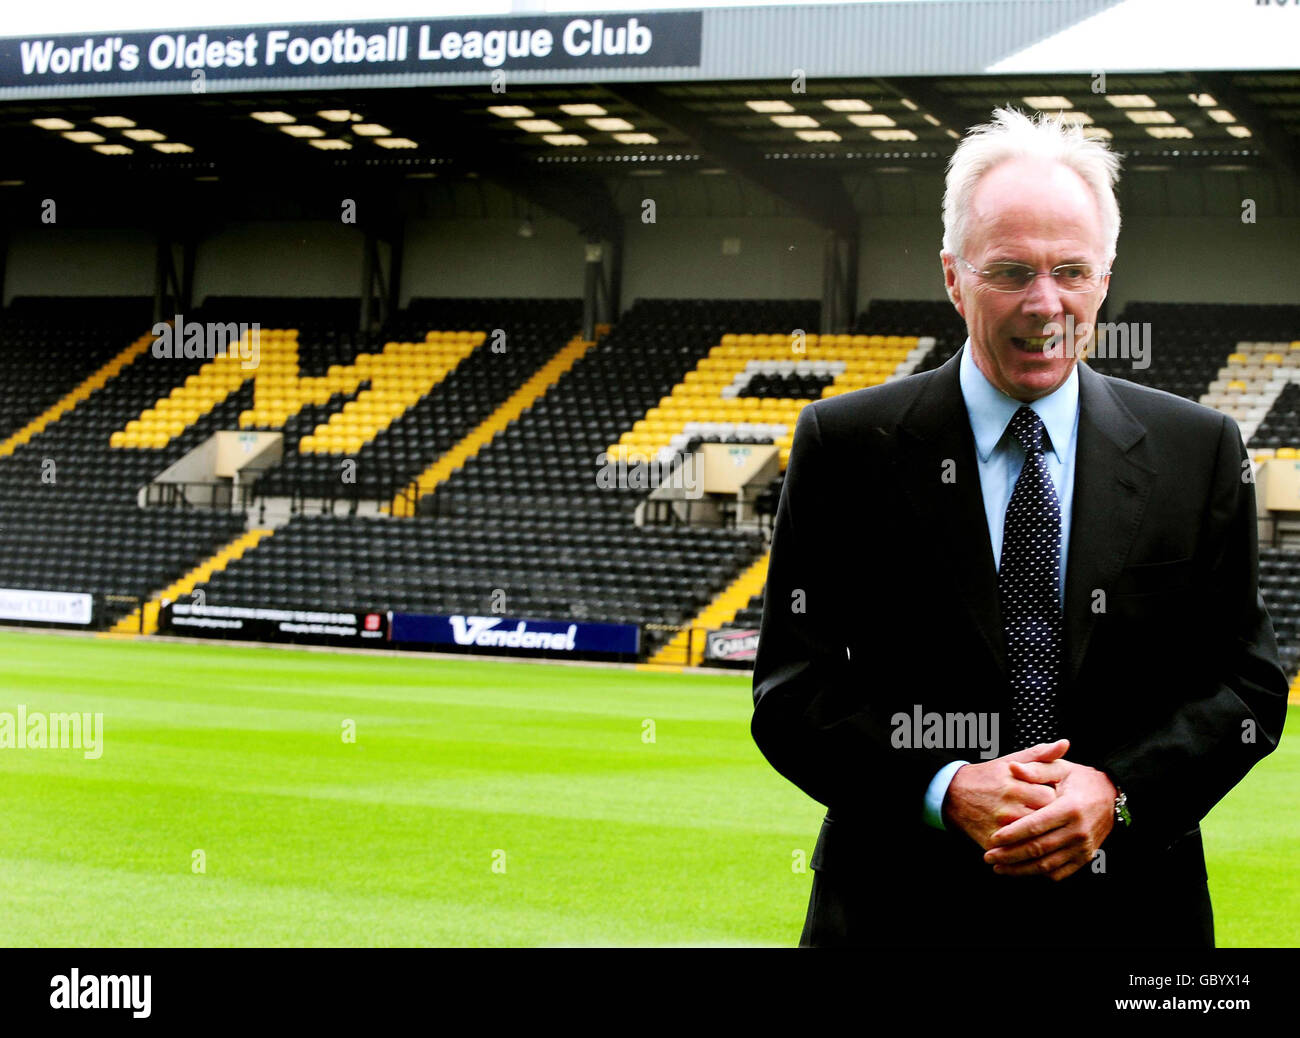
[{"x1": 751, "y1": 349, "x2": 1289, "y2": 948}]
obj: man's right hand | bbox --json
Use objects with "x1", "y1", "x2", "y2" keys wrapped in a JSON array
[{"x1": 941, "y1": 739, "x2": 1069, "y2": 850}]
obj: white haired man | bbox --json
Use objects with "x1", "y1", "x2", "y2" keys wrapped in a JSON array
[{"x1": 752, "y1": 108, "x2": 1287, "y2": 947}]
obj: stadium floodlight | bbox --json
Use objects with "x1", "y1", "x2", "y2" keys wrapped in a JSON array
[
  {"x1": 33, "y1": 117, "x2": 75, "y2": 130},
  {"x1": 352, "y1": 124, "x2": 391, "y2": 136},
  {"x1": 542, "y1": 134, "x2": 587, "y2": 146},
  {"x1": 152, "y1": 142, "x2": 194, "y2": 153},
  {"x1": 848, "y1": 114, "x2": 896, "y2": 128},
  {"x1": 1226, "y1": 125, "x2": 1253, "y2": 138},
  {"x1": 560, "y1": 104, "x2": 606, "y2": 116},
  {"x1": 1145, "y1": 126, "x2": 1194, "y2": 139},
  {"x1": 771, "y1": 115, "x2": 818, "y2": 128},
  {"x1": 91, "y1": 116, "x2": 136, "y2": 128},
  {"x1": 613, "y1": 133, "x2": 658, "y2": 145},
  {"x1": 746, "y1": 100, "x2": 794, "y2": 113},
  {"x1": 374, "y1": 138, "x2": 418, "y2": 149},
  {"x1": 1106, "y1": 94, "x2": 1157, "y2": 108},
  {"x1": 250, "y1": 111, "x2": 295, "y2": 124},
  {"x1": 587, "y1": 118, "x2": 634, "y2": 132},
  {"x1": 1127, "y1": 110, "x2": 1176, "y2": 124},
  {"x1": 1023, "y1": 96, "x2": 1074, "y2": 109},
  {"x1": 281, "y1": 125, "x2": 325, "y2": 138},
  {"x1": 488, "y1": 106, "x2": 533, "y2": 118},
  {"x1": 872, "y1": 129, "x2": 918, "y2": 141},
  {"x1": 1207, "y1": 109, "x2": 1236, "y2": 124},
  {"x1": 308, "y1": 139, "x2": 352, "y2": 150},
  {"x1": 796, "y1": 130, "x2": 841, "y2": 142},
  {"x1": 823, "y1": 99, "x2": 872, "y2": 112},
  {"x1": 92, "y1": 144, "x2": 133, "y2": 155},
  {"x1": 62, "y1": 131, "x2": 104, "y2": 143},
  {"x1": 516, "y1": 119, "x2": 563, "y2": 133},
  {"x1": 123, "y1": 128, "x2": 165, "y2": 142}
]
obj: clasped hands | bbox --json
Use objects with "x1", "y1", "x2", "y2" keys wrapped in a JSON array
[{"x1": 941, "y1": 739, "x2": 1116, "y2": 882}]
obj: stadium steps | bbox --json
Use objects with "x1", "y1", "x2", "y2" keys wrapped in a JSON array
[
  {"x1": 389, "y1": 334, "x2": 600, "y2": 516},
  {"x1": 109, "y1": 529, "x2": 275, "y2": 635},
  {"x1": 647, "y1": 551, "x2": 770, "y2": 667},
  {"x1": 0, "y1": 332, "x2": 155, "y2": 457}
]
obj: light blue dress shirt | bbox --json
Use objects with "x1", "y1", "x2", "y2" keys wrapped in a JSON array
[{"x1": 922, "y1": 341, "x2": 1080, "y2": 829}]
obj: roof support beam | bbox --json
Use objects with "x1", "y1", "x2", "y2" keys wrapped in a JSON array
[
  {"x1": 602, "y1": 84, "x2": 858, "y2": 237},
  {"x1": 1193, "y1": 72, "x2": 1300, "y2": 180}
]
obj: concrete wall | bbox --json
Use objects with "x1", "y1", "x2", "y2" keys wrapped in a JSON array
[
  {"x1": 5, "y1": 212, "x2": 1298, "y2": 319},
  {"x1": 4, "y1": 227, "x2": 154, "y2": 303},
  {"x1": 401, "y1": 217, "x2": 586, "y2": 303}
]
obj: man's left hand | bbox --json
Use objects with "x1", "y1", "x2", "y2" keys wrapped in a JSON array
[{"x1": 981, "y1": 759, "x2": 1117, "y2": 882}]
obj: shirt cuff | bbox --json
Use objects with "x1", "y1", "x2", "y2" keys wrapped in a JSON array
[{"x1": 923, "y1": 760, "x2": 971, "y2": 830}]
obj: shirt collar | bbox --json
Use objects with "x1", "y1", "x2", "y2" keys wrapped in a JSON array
[{"x1": 958, "y1": 338, "x2": 1078, "y2": 463}]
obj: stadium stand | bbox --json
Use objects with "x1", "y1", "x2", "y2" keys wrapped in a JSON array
[{"x1": 189, "y1": 299, "x2": 809, "y2": 657}]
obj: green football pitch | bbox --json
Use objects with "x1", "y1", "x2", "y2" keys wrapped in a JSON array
[{"x1": 0, "y1": 629, "x2": 1295, "y2": 947}]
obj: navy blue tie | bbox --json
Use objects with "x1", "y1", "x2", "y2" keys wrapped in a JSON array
[{"x1": 999, "y1": 406, "x2": 1063, "y2": 751}]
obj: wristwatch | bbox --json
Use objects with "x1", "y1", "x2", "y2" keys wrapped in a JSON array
[{"x1": 1114, "y1": 789, "x2": 1132, "y2": 827}]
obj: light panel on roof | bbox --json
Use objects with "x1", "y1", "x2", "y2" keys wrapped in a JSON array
[
  {"x1": 823, "y1": 99, "x2": 872, "y2": 112},
  {"x1": 1207, "y1": 109, "x2": 1236, "y2": 124},
  {"x1": 153, "y1": 142, "x2": 193, "y2": 153},
  {"x1": 281, "y1": 125, "x2": 324, "y2": 138},
  {"x1": 33, "y1": 117, "x2": 75, "y2": 130},
  {"x1": 307, "y1": 139, "x2": 352, "y2": 150},
  {"x1": 374, "y1": 137, "x2": 418, "y2": 149},
  {"x1": 488, "y1": 105, "x2": 533, "y2": 118},
  {"x1": 796, "y1": 130, "x2": 842, "y2": 142},
  {"x1": 848, "y1": 114, "x2": 896, "y2": 128},
  {"x1": 1023, "y1": 96, "x2": 1074, "y2": 109},
  {"x1": 614, "y1": 133, "x2": 658, "y2": 145},
  {"x1": 1082, "y1": 126, "x2": 1114, "y2": 139},
  {"x1": 1145, "y1": 126, "x2": 1194, "y2": 139},
  {"x1": 353, "y1": 124, "x2": 390, "y2": 136},
  {"x1": 747, "y1": 100, "x2": 794, "y2": 113},
  {"x1": 92, "y1": 116, "x2": 135, "y2": 128},
  {"x1": 250, "y1": 111, "x2": 295, "y2": 124},
  {"x1": 1227, "y1": 125, "x2": 1253, "y2": 138},
  {"x1": 1188, "y1": 93, "x2": 1217, "y2": 107},
  {"x1": 872, "y1": 129, "x2": 918, "y2": 141},
  {"x1": 587, "y1": 118, "x2": 634, "y2": 132},
  {"x1": 317, "y1": 110, "x2": 356, "y2": 122},
  {"x1": 517, "y1": 119, "x2": 563, "y2": 133},
  {"x1": 62, "y1": 131, "x2": 104, "y2": 143},
  {"x1": 123, "y1": 128, "x2": 165, "y2": 142},
  {"x1": 542, "y1": 134, "x2": 587, "y2": 146},
  {"x1": 560, "y1": 104, "x2": 606, "y2": 116},
  {"x1": 771, "y1": 115, "x2": 818, "y2": 128},
  {"x1": 1106, "y1": 94, "x2": 1156, "y2": 108},
  {"x1": 1126, "y1": 110, "x2": 1176, "y2": 124},
  {"x1": 92, "y1": 144, "x2": 133, "y2": 155}
]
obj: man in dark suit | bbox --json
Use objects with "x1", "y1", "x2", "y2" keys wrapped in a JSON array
[{"x1": 751, "y1": 108, "x2": 1288, "y2": 947}]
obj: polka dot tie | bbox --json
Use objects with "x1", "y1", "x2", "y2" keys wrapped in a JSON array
[{"x1": 999, "y1": 406, "x2": 1063, "y2": 751}]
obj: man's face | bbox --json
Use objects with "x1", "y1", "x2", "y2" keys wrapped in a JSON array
[{"x1": 942, "y1": 157, "x2": 1111, "y2": 402}]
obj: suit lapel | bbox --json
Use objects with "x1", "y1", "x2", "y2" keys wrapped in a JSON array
[
  {"x1": 897, "y1": 351, "x2": 1007, "y2": 679},
  {"x1": 1062, "y1": 362, "x2": 1155, "y2": 684}
]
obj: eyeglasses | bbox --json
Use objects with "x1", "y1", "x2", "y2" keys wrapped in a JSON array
[{"x1": 955, "y1": 256, "x2": 1110, "y2": 294}]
